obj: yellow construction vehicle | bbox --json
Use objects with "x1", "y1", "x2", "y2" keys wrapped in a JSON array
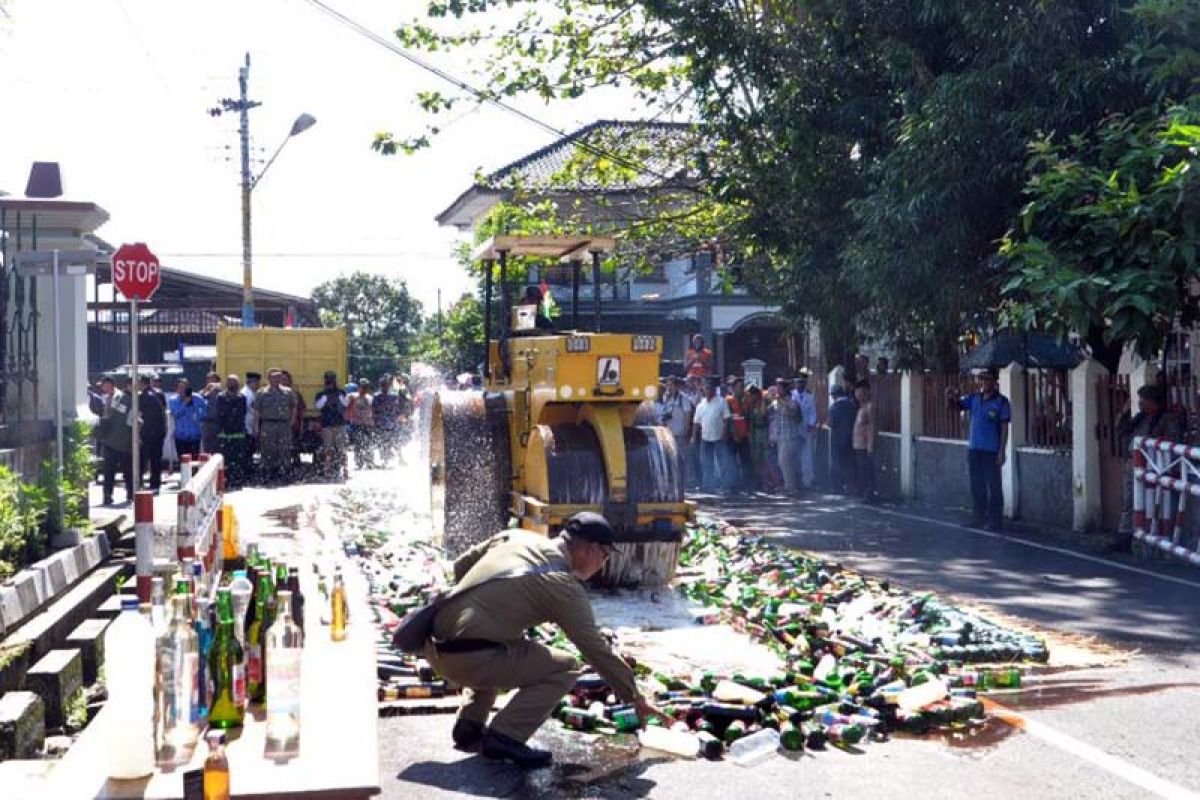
[{"x1": 427, "y1": 235, "x2": 693, "y2": 586}]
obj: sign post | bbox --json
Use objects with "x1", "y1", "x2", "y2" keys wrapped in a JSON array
[{"x1": 111, "y1": 243, "x2": 162, "y2": 495}]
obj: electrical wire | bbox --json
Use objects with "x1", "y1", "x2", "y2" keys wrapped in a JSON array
[{"x1": 297, "y1": 0, "x2": 699, "y2": 191}]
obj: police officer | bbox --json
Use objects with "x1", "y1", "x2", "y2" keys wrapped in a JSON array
[
  {"x1": 254, "y1": 368, "x2": 297, "y2": 486},
  {"x1": 423, "y1": 512, "x2": 667, "y2": 768}
]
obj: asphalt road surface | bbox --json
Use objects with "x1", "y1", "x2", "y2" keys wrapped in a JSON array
[{"x1": 377, "y1": 490, "x2": 1200, "y2": 800}]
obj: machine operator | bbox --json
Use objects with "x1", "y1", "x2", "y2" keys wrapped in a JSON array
[{"x1": 423, "y1": 512, "x2": 667, "y2": 768}]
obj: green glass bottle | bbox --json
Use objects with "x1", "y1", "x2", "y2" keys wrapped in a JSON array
[
  {"x1": 779, "y1": 722, "x2": 806, "y2": 751},
  {"x1": 246, "y1": 572, "x2": 275, "y2": 703},
  {"x1": 722, "y1": 720, "x2": 747, "y2": 744},
  {"x1": 208, "y1": 590, "x2": 245, "y2": 729}
]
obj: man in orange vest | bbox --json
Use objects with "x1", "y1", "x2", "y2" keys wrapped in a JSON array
[
  {"x1": 725, "y1": 377, "x2": 752, "y2": 492},
  {"x1": 685, "y1": 334, "x2": 713, "y2": 379}
]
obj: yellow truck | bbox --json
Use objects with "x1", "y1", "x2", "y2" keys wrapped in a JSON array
[{"x1": 215, "y1": 326, "x2": 349, "y2": 455}]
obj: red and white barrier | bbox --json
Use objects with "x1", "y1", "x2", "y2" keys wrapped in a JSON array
[
  {"x1": 1132, "y1": 436, "x2": 1200, "y2": 566},
  {"x1": 179, "y1": 454, "x2": 193, "y2": 489},
  {"x1": 134, "y1": 491, "x2": 155, "y2": 603},
  {"x1": 177, "y1": 453, "x2": 226, "y2": 597}
]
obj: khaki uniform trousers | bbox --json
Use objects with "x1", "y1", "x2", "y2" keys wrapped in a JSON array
[
  {"x1": 425, "y1": 639, "x2": 581, "y2": 742},
  {"x1": 259, "y1": 420, "x2": 293, "y2": 477}
]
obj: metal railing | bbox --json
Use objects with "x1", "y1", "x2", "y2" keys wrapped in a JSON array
[
  {"x1": 1132, "y1": 436, "x2": 1200, "y2": 566},
  {"x1": 1025, "y1": 369, "x2": 1072, "y2": 448},
  {"x1": 921, "y1": 373, "x2": 973, "y2": 440},
  {"x1": 873, "y1": 373, "x2": 901, "y2": 434}
]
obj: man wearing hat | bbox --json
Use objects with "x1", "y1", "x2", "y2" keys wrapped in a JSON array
[
  {"x1": 423, "y1": 512, "x2": 667, "y2": 768},
  {"x1": 947, "y1": 368, "x2": 1012, "y2": 529}
]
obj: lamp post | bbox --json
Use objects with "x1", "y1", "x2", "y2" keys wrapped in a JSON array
[
  {"x1": 210, "y1": 54, "x2": 316, "y2": 328},
  {"x1": 15, "y1": 249, "x2": 98, "y2": 528}
]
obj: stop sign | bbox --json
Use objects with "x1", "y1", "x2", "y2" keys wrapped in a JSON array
[{"x1": 112, "y1": 243, "x2": 161, "y2": 301}]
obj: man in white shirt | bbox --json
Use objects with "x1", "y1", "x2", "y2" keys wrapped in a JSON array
[
  {"x1": 242, "y1": 371, "x2": 262, "y2": 482},
  {"x1": 692, "y1": 379, "x2": 731, "y2": 493},
  {"x1": 791, "y1": 371, "x2": 818, "y2": 490},
  {"x1": 655, "y1": 376, "x2": 695, "y2": 487}
]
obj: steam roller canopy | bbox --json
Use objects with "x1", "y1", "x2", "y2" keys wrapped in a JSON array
[
  {"x1": 427, "y1": 391, "x2": 511, "y2": 556},
  {"x1": 525, "y1": 422, "x2": 685, "y2": 587}
]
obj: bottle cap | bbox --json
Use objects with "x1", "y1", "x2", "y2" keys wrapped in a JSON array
[
  {"x1": 120, "y1": 597, "x2": 139, "y2": 611},
  {"x1": 206, "y1": 729, "x2": 227, "y2": 746},
  {"x1": 234, "y1": 570, "x2": 247, "y2": 579}
]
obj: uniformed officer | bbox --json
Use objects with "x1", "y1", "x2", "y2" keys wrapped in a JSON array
[
  {"x1": 254, "y1": 368, "x2": 297, "y2": 486},
  {"x1": 424, "y1": 512, "x2": 666, "y2": 768}
]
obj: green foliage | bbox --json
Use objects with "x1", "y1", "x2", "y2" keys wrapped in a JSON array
[
  {"x1": 1001, "y1": 2, "x2": 1200, "y2": 365},
  {"x1": 0, "y1": 465, "x2": 49, "y2": 580},
  {"x1": 312, "y1": 271, "x2": 424, "y2": 380},
  {"x1": 63, "y1": 687, "x2": 88, "y2": 733},
  {"x1": 38, "y1": 421, "x2": 94, "y2": 534},
  {"x1": 388, "y1": 0, "x2": 1193, "y2": 366},
  {"x1": 413, "y1": 293, "x2": 487, "y2": 375}
]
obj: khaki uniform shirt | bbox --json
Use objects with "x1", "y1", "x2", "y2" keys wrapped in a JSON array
[
  {"x1": 255, "y1": 386, "x2": 297, "y2": 424},
  {"x1": 433, "y1": 530, "x2": 639, "y2": 703}
]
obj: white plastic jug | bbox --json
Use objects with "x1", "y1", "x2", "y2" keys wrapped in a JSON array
[
  {"x1": 639, "y1": 725, "x2": 700, "y2": 758},
  {"x1": 106, "y1": 597, "x2": 156, "y2": 778}
]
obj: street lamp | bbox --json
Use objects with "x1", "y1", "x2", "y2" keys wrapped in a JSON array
[
  {"x1": 15, "y1": 249, "x2": 99, "y2": 529},
  {"x1": 209, "y1": 54, "x2": 317, "y2": 328},
  {"x1": 240, "y1": 112, "x2": 317, "y2": 327}
]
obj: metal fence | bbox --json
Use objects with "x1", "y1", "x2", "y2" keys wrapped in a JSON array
[
  {"x1": 1164, "y1": 375, "x2": 1199, "y2": 443},
  {"x1": 873, "y1": 373, "x2": 902, "y2": 434},
  {"x1": 0, "y1": 209, "x2": 42, "y2": 425},
  {"x1": 921, "y1": 373, "x2": 973, "y2": 440},
  {"x1": 1024, "y1": 369, "x2": 1072, "y2": 448}
]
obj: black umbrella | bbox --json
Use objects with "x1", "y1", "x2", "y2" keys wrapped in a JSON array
[{"x1": 961, "y1": 333, "x2": 1083, "y2": 370}]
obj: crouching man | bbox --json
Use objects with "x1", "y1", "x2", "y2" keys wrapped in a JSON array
[{"x1": 424, "y1": 512, "x2": 665, "y2": 768}]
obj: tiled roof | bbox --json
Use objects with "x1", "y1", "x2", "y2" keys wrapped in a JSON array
[{"x1": 481, "y1": 119, "x2": 701, "y2": 192}]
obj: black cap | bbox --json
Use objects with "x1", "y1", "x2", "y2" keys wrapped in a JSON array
[
  {"x1": 563, "y1": 511, "x2": 615, "y2": 545},
  {"x1": 246, "y1": 371, "x2": 262, "y2": 381}
]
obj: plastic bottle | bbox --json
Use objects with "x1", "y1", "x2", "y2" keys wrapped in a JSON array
[
  {"x1": 106, "y1": 597, "x2": 156, "y2": 778},
  {"x1": 713, "y1": 680, "x2": 765, "y2": 705},
  {"x1": 638, "y1": 725, "x2": 700, "y2": 758},
  {"x1": 896, "y1": 676, "x2": 948, "y2": 712},
  {"x1": 229, "y1": 570, "x2": 253, "y2": 646},
  {"x1": 728, "y1": 727, "x2": 780, "y2": 766},
  {"x1": 813, "y1": 653, "x2": 838, "y2": 682}
]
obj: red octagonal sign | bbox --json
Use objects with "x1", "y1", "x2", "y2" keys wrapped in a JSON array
[{"x1": 112, "y1": 242, "x2": 161, "y2": 302}]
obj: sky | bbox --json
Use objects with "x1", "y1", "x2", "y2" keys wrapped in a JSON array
[{"x1": 0, "y1": 0, "x2": 643, "y2": 314}]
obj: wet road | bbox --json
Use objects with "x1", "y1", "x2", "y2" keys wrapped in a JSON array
[{"x1": 376, "y1": 490, "x2": 1200, "y2": 800}]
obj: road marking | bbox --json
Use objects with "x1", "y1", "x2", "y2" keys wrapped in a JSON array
[
  {"x1": 983, "y1": 698, "x2": 1200, "y2": 799},
  {"x1": 865, "y1": 505, "x2": 1200, "y2": 591}
]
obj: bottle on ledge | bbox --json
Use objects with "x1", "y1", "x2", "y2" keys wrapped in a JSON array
[
  {"x1": 203, "y1": 729, "x2": 230, "y2": 800},
  {"x1": 246, "y1": 572, "x2": 275, "y2": 704},
  {"x1": 208, "y1": 588, "x2": 246, "y2": 728},
  {"x1": 331, "y1": 567, "x2": 348, "y2": 642},
  {"x1": 266, "y1": 589, "x2": 304, "y2": 745}
]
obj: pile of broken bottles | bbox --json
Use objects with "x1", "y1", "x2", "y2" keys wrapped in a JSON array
[{"x1": 550, "y1": 523, "x2": 1047, "y2": 760}]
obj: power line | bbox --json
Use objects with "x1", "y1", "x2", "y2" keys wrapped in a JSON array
[{"x1": 297, "y1": 0, "x2": 696, "y2": 190}]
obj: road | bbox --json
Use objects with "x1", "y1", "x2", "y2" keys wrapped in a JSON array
[{"x1": 186, "y1": 470, "x2": 1200, "y2": 800}]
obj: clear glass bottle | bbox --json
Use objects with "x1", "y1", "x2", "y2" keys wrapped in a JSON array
[
  {"x1": 161, "y1": 594, "x2": 200, "y2": 748},
  {"x1": 228, "y1": 569, "x2": 254, "y2": 646},
  {"x1": 266, "y1": 590, "x2": 304, "y2": 744}
]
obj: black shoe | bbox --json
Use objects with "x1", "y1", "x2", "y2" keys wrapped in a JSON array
[
  {"x1": 480, "y1": 729, "x2": 553, "y2": 769},
  {"x1": 452, "y1": 719, "x2": 485, "y2": 751}
]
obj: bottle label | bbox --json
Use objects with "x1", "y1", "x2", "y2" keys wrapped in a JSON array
[
  {"x1": 184, "y1": 652, "x2": 199, "y2": 724},
  {"x1": 233, "y1": 663, "x2": 247, "y2": 706},
  {"x1": 267, "y1": 648, "x2": 302, "y2": 716},
  {"x1": 248, "y1": 646, "x2": 263, "y2": 685}
]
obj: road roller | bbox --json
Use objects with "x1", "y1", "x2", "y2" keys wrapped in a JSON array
[{"x1": 427, "y1": 234, "x2": 694, "y2": 587}]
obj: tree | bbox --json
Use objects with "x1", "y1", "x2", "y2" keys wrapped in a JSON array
[
  {"x1": 311, "y1": 271, "x2": 423, "y2": 380},
  {"x1": 383, "y1": 1, "x2": 1162, "y2": 367},
  {"x1": 1000, "y1": 1, "x2": 1200, "y2": 370},
  {"x1": 413, "y1": 293, "x2": 487, "y2": 375}
]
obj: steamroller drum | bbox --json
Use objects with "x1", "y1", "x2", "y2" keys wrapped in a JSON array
[
  {"x1": 531, "y1": 423, "x2": 610, "y2": 505},
  {"x1": 600, "y1": 425, "x2": 685, "y2": 589},
  {"x1": 427, "y1": 391, "x2": 512, "y2": 556}
]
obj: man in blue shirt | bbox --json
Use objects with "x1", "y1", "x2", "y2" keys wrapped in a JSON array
[{"x1": 948, "y1": 368, "x2": 1011, "y2": 530}]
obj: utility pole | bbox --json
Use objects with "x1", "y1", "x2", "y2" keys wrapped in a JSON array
[
  {"x1": 238, "y1": 54, "x2": 254, "y2": 328},
  {"x1": 208, "y1": 52, "x2": 261, "y2": 328}
]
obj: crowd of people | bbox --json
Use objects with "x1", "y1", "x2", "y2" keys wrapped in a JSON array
[
  {"x1": 654, "y1": 333, "x2": 879, "y2": 500},
  {"x1": 88, "y1": 368, "x2": 414, "y2": 504}
]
